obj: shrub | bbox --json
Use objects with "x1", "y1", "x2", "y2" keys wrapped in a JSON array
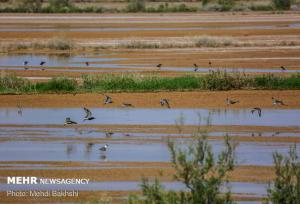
[
  {"x1": 128, "y1": 133, "x2": 237, "y2": 204},
  {"x1": 217, "y1": 0, "x2": 235, "y2": 11},
  {"x1": 264, "y1": 144, "x2": 300, "y2": 204},
  {"x1": 272, "y1": 0, "x2": 291, "y2": 10},
  {"x1": 20, "y1": 0, "x2": 42, "y2": 12},
  {"x1": 126, "y1": 0, "x2": 145, "y2": 12}
]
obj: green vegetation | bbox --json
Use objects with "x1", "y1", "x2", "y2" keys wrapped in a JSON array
[
  {"x1": 0, "y1": 71, "x2": 300, "y2": 94},
  {"x1": 272, "y1": 0, "x2": 291, "y2": 10},
  {"x1": 264, "y1": 144, "x2": 300, "y2": 204},
  {"x1": 0, "y1": 0, "x2": 295, "y2": 13},
  {"x1": 127, "y1": 133, "x2": 236, "y2": 204}
]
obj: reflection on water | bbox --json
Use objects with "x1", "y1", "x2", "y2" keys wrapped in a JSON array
[
  {"x1": 0, "y1": 54, "x2": 127, "y2": 68},
  {"x1": 0, "y1": 108, "x2": 299, "y2": 126},
  {"x1": 0, "y1": 140, "x2": 299, "y2": 165}
]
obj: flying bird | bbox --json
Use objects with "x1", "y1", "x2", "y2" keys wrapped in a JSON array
[
  {"x1": 64, "y1": 117, "x2": 77, "y2": 125},
  {"x1": 40, "y1": 61, "x2": 46, "y2": 66},
  {"x1": 156, "y1": 64, "x2": 162, "y2": 70},
  {"x1": 105, "y1": 132, "x2": 114, "y2": 138},
  {"x1": 23, "y1": 61, "x2": 29, "y2": 66},
  {"x1": 122, "y1": 103, "x2": 134, "y2": 108},
  {"x1": 83, "y1": 107, "x2": 95, "y2": 121},
  {"x1": 251, "y1": 107, "x2": 262, "y2": 117},
  {"x1": 99, "y1": 144, "x2": 108, "y2": 152},
  {"x1": 193, "y1": 64, "x2": 198, "y2": 72},
  {"x1": 272, "y1": 97, "x2": 286, "y2": 106},
  {"x1": 104, "y1": 95, "x2": 113, "y2": 105},
  {"x1": 280, "y1": 66, "x2": 286, "y2": 71},
  {"x1": 226, "y1": 98, "x2": 239, "y2": 105},
  {"x1": 160, "y1": 98, "x2": 170, "y2": 109}
]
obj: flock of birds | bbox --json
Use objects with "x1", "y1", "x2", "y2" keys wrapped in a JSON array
[
  {"x1": 156, "y1": 61, "x2": 288, "y2": 72},
  {"x1": 22, "y1": 59, "x2": 288, "y2": 73},
  {"x1": 20, "y1": 59, "x2": 288, "y2": 154},
  {"x1": 62, "y1": 95, "x2": 171, "y2": 153},
  {"x1": 60, "y1": 94, "x2": 287, "y2": 153},
  {"x1": 226, "y1": 96, "x2": 286, "y2": 117}
]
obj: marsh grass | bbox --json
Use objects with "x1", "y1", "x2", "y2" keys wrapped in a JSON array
[
  {"x1": 0, "y1": 37, "x2": 75, "y2": 52},
  {"x1": 0, "y1": 72, "x2": 299, "y2": 94}
]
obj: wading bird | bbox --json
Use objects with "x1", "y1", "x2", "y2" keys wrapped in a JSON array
[
  {"x1": 64, "y1": 117, "x2": 77, "y2": 125},
  {"x1": 160, "y1": 98, "x2": 170, "y2": 109},
  {"x1": 23, "y1": 61, "x2": 29, "y2": 66},
  {"x1": 83, "y1": 107, "x2": 95, "y2": 121},
  {"x1": 209, "y1": 61, "x2": 212, "y2": 67},
  {"x1": 272, "y1": 97, "x2": 286, "y2": 106},
  {"x1": 226, "y1": 98, "x2": 239, "y2": 105},
  {"x1": 251, "y1": 107, "x2": 262, "y2": 117},
  {"x1": 104, "y1": 95, "x2": 113, "y2": 105},
  {"x1": 99, "y1": 144, "x2": 108, "y2": 152},
  {"x1": 193, "y1": 64, "x2": 198, "y2": 72},
  {"x1": 85, "y1": 62, "x2": 89, "y2": 66}
]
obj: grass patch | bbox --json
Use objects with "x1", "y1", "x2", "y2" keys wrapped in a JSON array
[
  {"x1": 0, "y1": 72, "x2": 300, "y2": 94},
  {"x1": 0, "y1": 37, "x2": 75, "y2": 52}
]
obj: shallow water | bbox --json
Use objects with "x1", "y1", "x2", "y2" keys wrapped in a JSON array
[
  {"x1": 0, "y1": 140, "x2": 298, "y2": 165},
  {"x1": 0, "y1": 108, "x2": 299, "y2": 127},
  {"x1": 1, "y1": 127, "x2": 299, "y2": 139},
  {"x1": 0, "y1": 54, "x2": 128, "y2": 68},
  {"x1": 1, "y1": 54, "x2": 299, "y2": 73}
]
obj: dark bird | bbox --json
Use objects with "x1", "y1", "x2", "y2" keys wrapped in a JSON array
[
  {"x1": 226, "y1": 98, "x2": 239, "y2": 105},
  {"x1": 251, "y1": 107, "x2": 262, "y2": 117},
  {"x1": 193, "y1": 64, "x2": 198, "y2": 72},
  {"x1": 209, "y1": 61, "x2": 212, "y2": 67},
  {"x1": 17, "y1": 102, "x2": 22, "y2": 116},
  {"x1": 104, "y1": 95, "x2": 112, "y2": 105},
  {"x1": 40, "y1": 61, "x2": 46, "y2": 66},
  {"x1": 85, "y1": 62, "x2": 89, "y2": 66},
  {"x1": 272, "y1": 97, "x2": 286, "y2": 106},
  {"x1": 122, "y1": 103, "x2": 134, "y2": 108},
  {"x1": 160, "y1": 98, "x2": 170, "y2": 109},
  {"x1": 105, "y1": 132, "x2": 114, "y2": 138},
  {"x1": 83, "y1": 107, "x2": 95, "y2": 121},
  {"x1": 156, "y1": 64, "x2": 162, "y2": 70},
  {"x1": 23, "y1": 61, "x2": 29, "y2": 66},
  {"x1": 280, "y1": 66, "x2": 286, "y2": 71},
  {"x1": 99, "y1": 144, "x2": 108, "y2": 152},
  {"x1": 64, "y1": 117, "x2": 77, "y2": 125}
]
